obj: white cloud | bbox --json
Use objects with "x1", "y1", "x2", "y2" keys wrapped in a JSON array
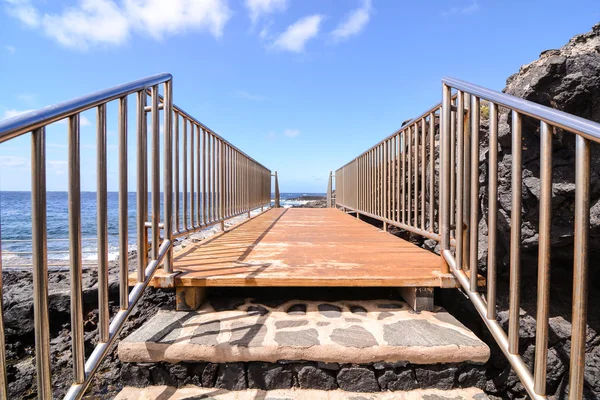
[
  {"x1": 4, "y1": 45, "x2": 16, "y2": 53},
  {"x1": 48, "y1": 160, "x2": 67, "y2": 175},
  {"x1": 272, "y1": 14, "x2": 323, "y2": 53},
  {"x1": 125, "y1": 0, "x2": 231, "y2": 40},
  {"x1": 245, "y1": 0, "x2": 287, "y2": 24},
  {"x1": 331, "y1": 0, "x2": 372, "y2": 42},
  {"x1": 4, "y1": 0, "x2": 232, "y2": 50},
  {"x1": 283, "y1": 128, "x2": 300, "y2": 138},
  {"x1": 0, "y1": 155, "x2": 28, "y2": 168},
  {"x1": 259, "y1": 25, "x2": 270, "y2": 40},
  {"x1": 17, "y1": 93, "x2": 36, "y2": 105},
  {"x1": 441, "y1": 0, "x2": 479, "y2": 17},
  {"x1": 53, "y1": 115, "x2": 92, "y2": 127},
  {"x1": 2, "y1": 109, "x2": 91, "y2": 127},
  {"x1": 5, "y1": 0, "x2": 40, "y2": 27},
  {"x1": 2, "y1": 109, "x2": 34, "y2": 120},
  {"x1": 235, "y1": 90, "x2": 265, "y2": 101},
  {"x1": 42, "y1": 0, "x2": 130, "y2": 50}
]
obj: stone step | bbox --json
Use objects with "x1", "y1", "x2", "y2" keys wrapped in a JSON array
[
  {"x1": 118, "y1": 299, "x2": 489, "y2": 365},
  {"x1": 115, "y1": 386, "x2": 489, "y2": 399}
]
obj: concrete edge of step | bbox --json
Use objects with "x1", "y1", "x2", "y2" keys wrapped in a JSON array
[{"x1": 115, "y1": 385, "x2": 489, "y2": 400}]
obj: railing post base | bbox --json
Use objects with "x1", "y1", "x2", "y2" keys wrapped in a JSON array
[
  {"x1": 176, "y1": 287, "x2": 207, "y2": 311},
  {"x1": 397, "y1": 287, "x2": 434, "y2": 312}
]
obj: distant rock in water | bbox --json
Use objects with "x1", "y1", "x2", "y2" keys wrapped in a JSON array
[
  {"x1": 476, "y1": 23, "x2": 600, "y2": 273},
  {"x1": 288, "y1": 195, "x2": 326, "y2": 201}
]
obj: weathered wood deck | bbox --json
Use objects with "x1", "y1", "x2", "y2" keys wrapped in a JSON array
[{"x1": 147, "y1": 208, "x2": 459, "y2": 288}]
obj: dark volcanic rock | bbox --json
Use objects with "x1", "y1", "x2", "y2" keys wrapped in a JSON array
[
  {"x1": 247, "y1": 362, "x2": 293, "y2": 390},
  {"x1": 378, "y1": 368, "x2": 418, "y2": 391},
  {"x1": 414, "y1": 364, "x2": 457, "y2": 390},
  {"x1": 476, "y1": 23, "x2": 600, "y2": 273},
  {"x1": 202, "y1": 363, "x2": 219, "y2": 387},
  {"x1": 337, "y1": 367, "x2": 380, "y2": 392},
  {"x1": 215, "y1": 363, "x2": 247, "y2": 390},
  {"x1": 297, "y1": 365, "x2": 337, "y2": 390},
  {"x1": 121, "y1": 363, "x2": 151, "y2": 387}
]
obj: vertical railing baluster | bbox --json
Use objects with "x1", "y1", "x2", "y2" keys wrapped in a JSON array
[
  {"x1": 97, "y1": 104, "x2": 109, "y2": 342},
  {"x1": 462, "y1": 95, "x2": 471, "y2": 270},
  {"x1": 440, "y1": 83, "x2": 451, "y2": 273},
  {"x1": 450, "y1": 103, "x2": 456, "y2": 236},
  {"x1": 222, "y1": 141, "x2": 226, "y2": 222},
  {"x1": 274, "y1": 170, "x2": 280, "y2": 208},
  {"x1": 487, "y1": 102, "x2": 498, "y2": 317},
  {"x1": 151, "y1": 86, "x2": 160, "y2": 260},
  {"x1": 212, "y1": 136, "x2": 217, "y2": 221},
  {"x1": 118, "y1": 97, "x2": 129, "y2": 309},
  {"x1": 182, "y1": 119, "x2": 188, "y2": 230},
  {"x1": 31, "y1": 126, "x2": 52, "y2": 399},
  {"x1": 174, "y1": 113, "x2": 179, "y2": 232},
  {"x1": 508, "y1": 110, "x2": 522, "y2": 354},
  {"x1": 392, "y1": 137, "x2": 396, "y2": 222},
  {"x1": 396, "y1": 134, "x2": 400, "y2": 222},
  {"x1": 327, "y1": 171, "x2": 332, "y2": 208},
  {"x1": 469, "y1": 96, "x2": 480, "y2": 291},
  {"x1": 414, "y1": 125, "x2": 418, "y2": 227},
  {"x1": 202, "y1": 129, "x2": 207, "y2": 225},
  {"x1": 226, "y1": 146, "x2": 230, "y2": 215},
  {"x1": 402, "y1": 132, "x2": 406, "y2": 224},
  {"x1": 136, "y1": 90, "x2": 147, "y2": 282},
  {"x1": 569, "y1": 135, "x2": 590, "y2": 400},
  {"x1": 383, "y1": 141, "x2": 388, "y2": 229},
  {"x1": 68, "y1": 114, "x2": 85, "y2": 384},
  {"x1": 196, "y1": 125, "x2": 202, "y2": 226},
  {"x1": 367, "y1": 151, "x2": 370, "y2": 213},
  {"x1": 407, "y1": 128, "x2": 412, "y2": 226},
  {"x1": 455, "y1": 92, "x2": 465, "y2": 270},
  {"x1": 421, "y1": 117, "x2": 426, "y2": 230},
  {"x1": 190, "y1": 123, "x2": 195, "y2": 228},
  {"x1": 163, "y1": 80, "x2": 173, "y2": 272},
  {"x1": 429, "y1": 113, "x2": 435, "y2": 232},
  {"x1": 533, "y1": 121, "x2": 553, "y2": 395},
  {"x1": 0, "y1": 209, "x2": 6, "y2": 399}
]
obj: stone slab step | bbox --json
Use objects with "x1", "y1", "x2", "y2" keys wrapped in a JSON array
[
  {"x1": 115, "y1": 386, "x2": 489, "y2": 399},
  {"x1": 118, "y1": 299, "x2": 489, "y2": 365}
]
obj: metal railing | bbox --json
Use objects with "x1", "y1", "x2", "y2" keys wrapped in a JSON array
[
  {"x1": 273, "y1": 171, "x2": 281, "y2": 208},
  {"x1": 334, "y1": 77, "x2": 600, "y2": 400},
  {"x1": 326, "y1": 170, "x2": 335, "y2": 208},
  {"x1": 0, "y1": 74, "x2": 272, "y2": 399},
  {"x1": 335, "y1": 98, "x2": 444, "y2": 243},
  {"x1": 1, "y1": 238, "x2": 100, "y2": 268}
]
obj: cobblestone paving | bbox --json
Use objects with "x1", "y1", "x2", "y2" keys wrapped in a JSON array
[{"x1": 119, "y1": 299, "x2": 489, "y2": 364}]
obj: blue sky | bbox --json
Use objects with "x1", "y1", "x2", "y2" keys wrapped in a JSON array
[{"x1": 0, "y1": 0, "x2": 598, "y2": 193}]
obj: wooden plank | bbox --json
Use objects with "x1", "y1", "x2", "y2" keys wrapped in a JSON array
[{"x1": 161, "y1": 208, "x2": 447, "y2": 288}]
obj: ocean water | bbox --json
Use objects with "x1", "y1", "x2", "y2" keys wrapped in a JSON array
[{"x1": 0, "y1": 191, "x2": 323, "y2": 268}]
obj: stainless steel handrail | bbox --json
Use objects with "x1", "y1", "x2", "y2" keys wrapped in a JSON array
[
  {"x1": 156, "y1": 92, "x2": 269, "y2": 172},
  {"x1": 334, "y1": 76, "x2": 600, "y2": 400},
  {"x1": 443, "y1": 77, "x2": 600, "y2": 141},
  {"x1": 0, "y1": 73, "x2": 172, "y2": 143},
  {"x1": 0, "y1": 73, "x2": 273, "y2": 400}
]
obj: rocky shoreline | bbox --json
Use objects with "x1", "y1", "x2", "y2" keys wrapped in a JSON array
[
  {"x1": 2, "y1": 212, "x2": 260, "y2": 399},
  {"x1": 287, "y1": 195, "x2": 328, "y2": 208}
]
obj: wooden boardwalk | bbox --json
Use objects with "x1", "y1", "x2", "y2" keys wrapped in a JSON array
[{"x1": 150, "y1": 208, "x2": 454, "y2": 288}]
